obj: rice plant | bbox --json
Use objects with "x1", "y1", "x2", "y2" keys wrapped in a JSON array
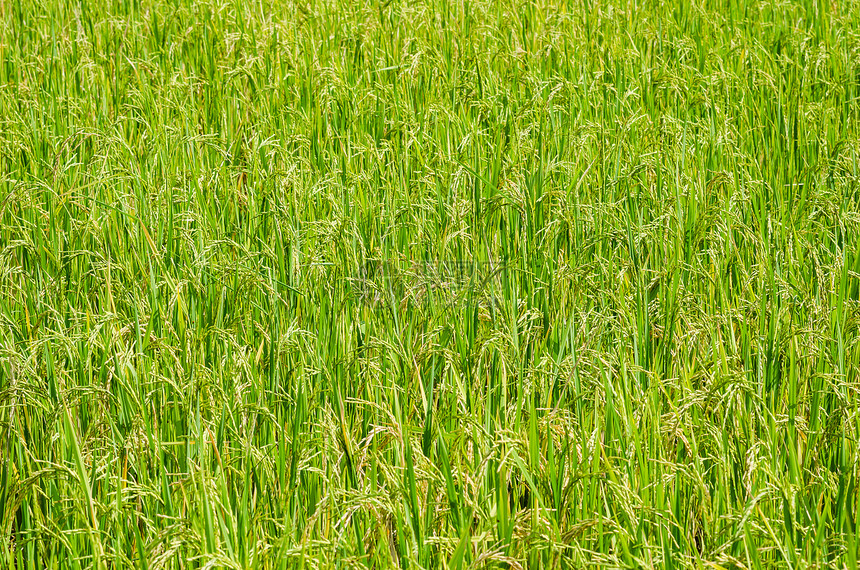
[{"x1": 1, "y1": 0, "x2": 859, "y2": 568}]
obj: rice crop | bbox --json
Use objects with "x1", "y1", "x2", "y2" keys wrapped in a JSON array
[{"x1": 1, "y1": 0, "x2": 859, "y2": 568}]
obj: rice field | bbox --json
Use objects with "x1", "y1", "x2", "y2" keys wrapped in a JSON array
[{"x1": 1, "y1": 0, "x2": 859, "y2": 568}]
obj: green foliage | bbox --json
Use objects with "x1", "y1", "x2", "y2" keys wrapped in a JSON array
[{"x1": 1, "y1": 0, "x2": 859, "y2": 567}]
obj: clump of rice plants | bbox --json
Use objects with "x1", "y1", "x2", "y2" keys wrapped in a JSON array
[{"x1": 1, "y1": 0, "x2": 859, "y2": 568}]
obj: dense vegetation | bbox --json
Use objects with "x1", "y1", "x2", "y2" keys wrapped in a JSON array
[{"x1": 1, "y1": 0, "x2": 859, "y2": 568}]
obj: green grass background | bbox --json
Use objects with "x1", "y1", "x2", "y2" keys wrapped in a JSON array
[{"x1": 1, "y1": 0, "x2": 859, "y2": 567}]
